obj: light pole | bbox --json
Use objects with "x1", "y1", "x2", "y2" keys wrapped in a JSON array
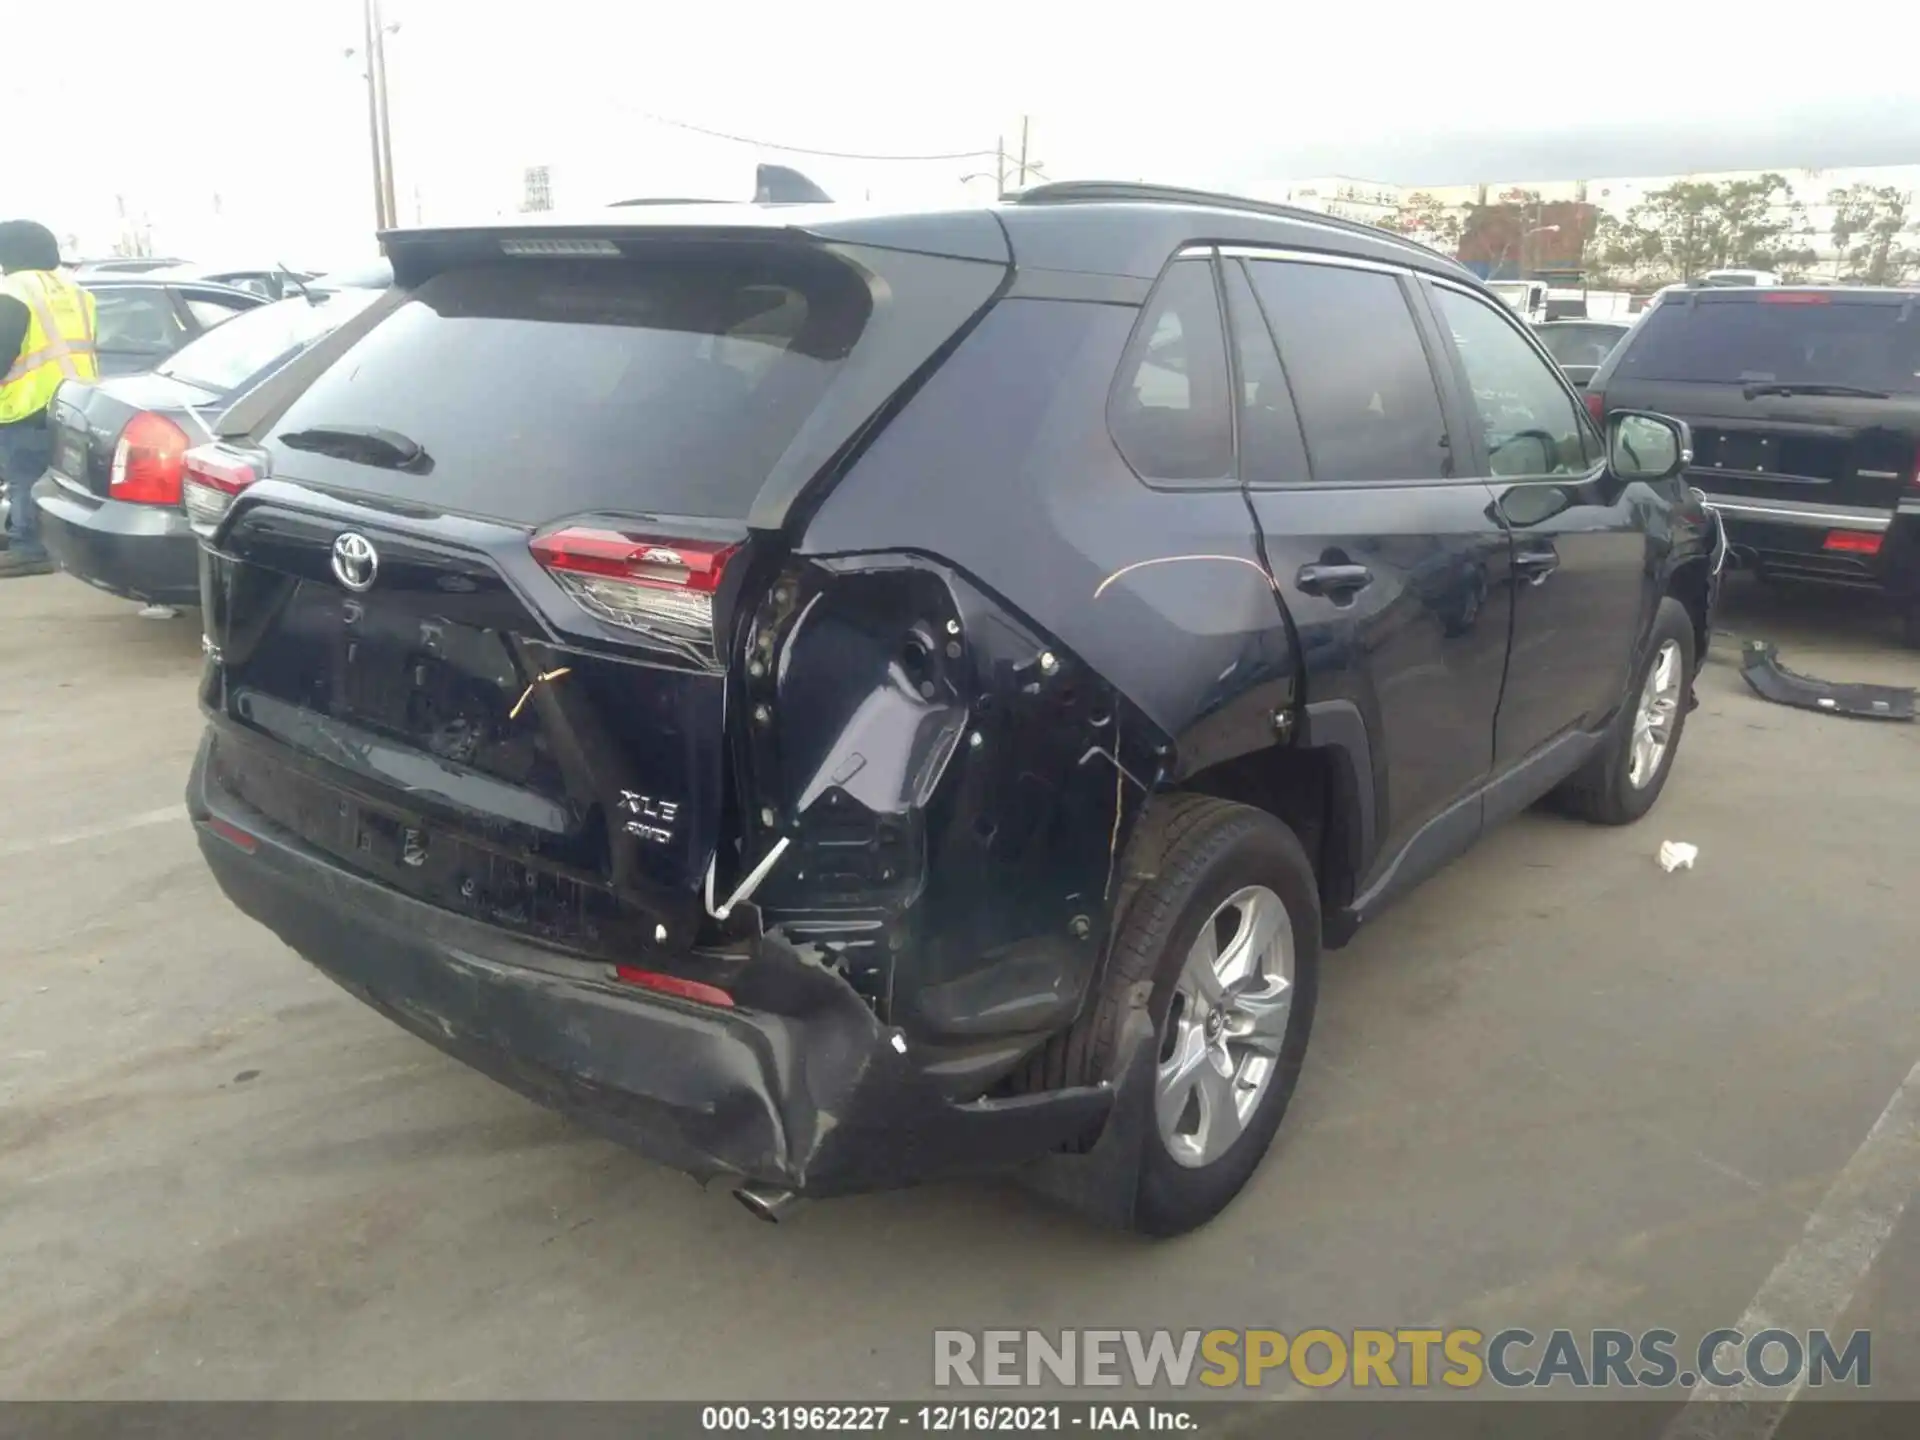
[{"x1": 349, "y1": 0, "x2": 400, "y2": 229}]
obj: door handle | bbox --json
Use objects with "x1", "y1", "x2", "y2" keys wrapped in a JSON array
[
  {"x1": 1295, "y1": 562, "x2": 1374, "y2": 598},
  {"x1": 1514, "y1": 547, "x2": 1560, "y2": 585}
]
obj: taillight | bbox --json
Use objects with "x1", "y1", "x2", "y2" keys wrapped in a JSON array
[
  {"x1": 182, "y1": 444, "x2": 262, "y2": 534},
  {"x1": 1584, "y1": 392, "x2": 1605, "y2": 426},
  {"x1": 612, "y1": 965, "x2": 735, "y2": 1008},
  {"x1": 1823, "y1": 530, "x2": 1883, "y2": 556},
  {"x1": 109, "y1": 412, "x2": 189, "y2": 506},
  {"x1": 530, "y1": 526, "x2": 740, "y2": 661}
]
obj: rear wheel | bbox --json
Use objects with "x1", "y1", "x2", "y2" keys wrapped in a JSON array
[
  {"x1": 1555, "y1": 596, "x2": 1695, "y2": 825},
  {"x1": 1043, "y1": 796, "x2": 1320, "y2": 1237}
]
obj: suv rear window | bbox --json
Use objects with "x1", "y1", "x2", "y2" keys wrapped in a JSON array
[
  {"x1": 265, "y1": 255, "x2": 871, "y2": 522},
  {"x1": 1616, "y1": 294, "x2": 1920, "y2": 393}
]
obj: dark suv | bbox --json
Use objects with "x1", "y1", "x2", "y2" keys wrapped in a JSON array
[
  {"x1": 1589, "y1": 284, "x2": 1920, "y2": 645},
  {"x1": 186, "y1": 184, "x2": 1718, "y2": 1235}
]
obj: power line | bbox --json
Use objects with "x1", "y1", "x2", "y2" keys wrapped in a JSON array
[{"x1": 631, "y1": 109, "x2": 1000, "y2": 163}]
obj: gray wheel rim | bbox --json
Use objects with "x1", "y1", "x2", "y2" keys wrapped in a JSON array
[
  {"x1": 1154, "y1": 884, "x2": 1295, "y2": 1170},
  {"x1": 1629, "y1": 639, "x2": 1683, "y2": 789}
]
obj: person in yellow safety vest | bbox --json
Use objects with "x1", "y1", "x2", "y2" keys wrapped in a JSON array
[{"x1": 0, "y1": 220, "x2": 98, "y2": 577}]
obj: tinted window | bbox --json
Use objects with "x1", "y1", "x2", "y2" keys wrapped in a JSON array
[
  {"x1": 1617, "y1": 294, "x2": 1920, "y2": 393},
  {"x1": 1109, "y1": 258, "x2": 1233, "y2": 484},
  {"x1": 266, "y1": 255, "x2": 871, "y2": 523},
  {"x1": 1222, "y1": 260, "x2": 1310, "y2": 484},
  {"x1": 1436, "y1": 288, "x2": 1592, "y2": 477},
  {"x1": 88, "y1": 286, "x2": 186, "y2": 357},
  {"x1": 1534, "y1": 323, "x2": 1630, "y2": 368},
  {"x1": 159, "y1": 290, "x2": 381, "y2": 394},
  {"x1": 185, "y1": 294, "x2": 253, "y2": 330},
  {"x1": 1244, "y1": 260, "x2": 1450, "y2": 483}
]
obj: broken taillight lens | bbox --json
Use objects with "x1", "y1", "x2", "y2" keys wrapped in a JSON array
[
  {"x1": 182, "y1": 444, "x2": 264, "y2": 535},
  {"x1": 1823, "y1": 530, "x2": 1883, "y2": 555},
  {"x1": 110, "y1": 412, "x2": 190, "y2": 506},
  {"x1": 530, "y1": 527, "x2": 740, "y2": 661}
]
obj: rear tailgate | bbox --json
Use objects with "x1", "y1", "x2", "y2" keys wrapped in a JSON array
[
  {"x1": 1598, "y1": 290, "x2": 1920, "y2": 517},
  {"x1": 199, "y1": 221, "x2": 1007, "y2": 959}
]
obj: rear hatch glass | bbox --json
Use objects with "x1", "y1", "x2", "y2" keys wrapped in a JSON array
[
  {"x1": 1607, "y1": 292, "x2": 1920, "y2": 508},
  {"x1": 1536, "y1": 323, "x2": 1628, "y2": 370},
  {"x1": 1615, "y1": 293, "x2": 1920, "y2": 393},
  {"x1": 262, "y1": 255, "x2": 871, "y2": 522}
]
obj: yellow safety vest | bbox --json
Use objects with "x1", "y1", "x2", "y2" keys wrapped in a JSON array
[{"x1": 0, "y1": 270, "x2": 99, "y2": 424}]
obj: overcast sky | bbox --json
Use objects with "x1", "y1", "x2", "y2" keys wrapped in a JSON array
[{"x1": 11, "y1": 0, "x2": 1919, "y2": 261}]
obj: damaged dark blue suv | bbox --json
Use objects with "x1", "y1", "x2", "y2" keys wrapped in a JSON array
[{"x1": 186, "y1": 184, "x2": 1719, "y2": 1234}]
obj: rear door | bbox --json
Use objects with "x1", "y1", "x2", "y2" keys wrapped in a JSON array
[
  {"x1": 1231, "y1": 250, "x2": 1513, "y2": 907},
  {"x1": 1597, "y1": 290, "x2": 1920, "y2": 536},
  {"x1": 1425, "y1": 278, "x2": 1648, "y2": 768}
]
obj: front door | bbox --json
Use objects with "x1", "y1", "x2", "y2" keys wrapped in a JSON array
[
  {"x1": 1423, "y1": 280, "x2": 1652, "y2": 768},
  {"x1": 1226, "y1": 250, "x2": 1514, "y2": 903}
]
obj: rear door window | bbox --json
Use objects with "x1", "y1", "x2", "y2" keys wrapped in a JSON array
[
  {"x1": 1220, "y1": 260, "x2": 1310, "y2": 485},
  {"x1": 1108, "y1": 258, "x2": 1234, "y2": 485},
  {"x1": 89, "y1": 286, "x2": 187, "y2": 361},
  {"x1": 1243, "y1": 259, "x2": 1451, "y2": 484},
  {"x1": 263, "y1": 255, "x2": 872, "y2": 523},
  {"x1": 1616, "y1": 294, "x2": 1920, "y2": 393}
]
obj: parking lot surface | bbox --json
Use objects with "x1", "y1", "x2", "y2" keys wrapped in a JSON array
[{"x1": 2, "y1": 573, "x2": 1916, "y2": 1406}]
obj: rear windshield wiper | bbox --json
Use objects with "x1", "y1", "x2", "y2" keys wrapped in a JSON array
[
  {"x1": 277, "y1": 425, "x2": 432, "y2": 472},
  {"x1": 1741, "y1": 382, "x2": 1890, "y2": 401}
]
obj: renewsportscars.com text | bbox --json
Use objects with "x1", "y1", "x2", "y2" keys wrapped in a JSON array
[{"x1": 933, "y1": 1328, "x2": 1871, "y2": 1391}]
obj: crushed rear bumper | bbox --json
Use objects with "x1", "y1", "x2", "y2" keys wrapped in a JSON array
[{"x1": 187, "y1": 739, "x2": 1113, "y2": 1198}]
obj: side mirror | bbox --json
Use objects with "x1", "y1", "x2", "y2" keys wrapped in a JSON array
[{"x1": 1608, "y1": 410, "x2": 1692, "y2": 482}]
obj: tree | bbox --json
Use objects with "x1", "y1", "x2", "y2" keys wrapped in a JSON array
[
  {"x1": 1599, "y1": 174, "x2": 1814, "y2": 285},
  {"x1": 1376, "y1": 191, "x2": 1466, "y2": 254},
  {"x1": 1830, "y1": 184, "x2": 1920, "y2": 285}
]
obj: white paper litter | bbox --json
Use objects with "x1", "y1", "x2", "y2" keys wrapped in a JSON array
[{"x1": 1658, "y1": 840, "x2": 1699, "y2": 873}]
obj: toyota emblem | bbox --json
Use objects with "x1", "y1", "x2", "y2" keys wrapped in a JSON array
[{"x1": 331, "y1": 532, "x2": 379, "y2": 592}]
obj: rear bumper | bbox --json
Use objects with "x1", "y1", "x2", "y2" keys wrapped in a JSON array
[
  {"x1": 33, "y1": 474, "x2": 200, "y2": 605},
  {"x1": 187, "y1": 737, "x2": 1112, "y2": 1198},
  {"x1": 1698, "y1": 490, "x2": 1920, "y2": 602}
]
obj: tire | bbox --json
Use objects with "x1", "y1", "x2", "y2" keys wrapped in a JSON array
[
  {"x1": 1555, "y1": 596, "x2": 1696, "y2": 825},
  {"x1": 1040, "y1": 795, "x2": 1321, "y2": 1237}
]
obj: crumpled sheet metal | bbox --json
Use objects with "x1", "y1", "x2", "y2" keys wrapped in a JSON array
[{"x1": 1739, "y1": 641, "x2": 1915, "y2": 722}]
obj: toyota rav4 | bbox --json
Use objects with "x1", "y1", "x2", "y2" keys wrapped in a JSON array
[{"x1": 187, "y1": 184, "x2": 1719, "y2": 1235}]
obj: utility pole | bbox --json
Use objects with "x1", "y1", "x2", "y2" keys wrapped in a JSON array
[
  {"x1": 1016, "y1": 115, "x2": 1031, "y2": 187},
  {"x1": 360, "y1": 0, "x2": 389, "y2": 228},
  {"x1": 995, "y1": 136, "x2": 1006, "y2": 196},
  {"x1": 369, "y1": 0, "x2": 397, "y2": 229}
]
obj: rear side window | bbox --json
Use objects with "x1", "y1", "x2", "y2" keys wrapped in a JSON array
[
  {"x1": 1617, "y1": 295, "x2": 1920, "y2": 393},
  {"x1": 1244, "y1": 260, "x2": 1451, "y2": 483},
  {"x1": 1109, "y1": 258, "x2": 1234, "y2": 484},
  {"x1": 89, "y1": 287, "x2": 186, "y2": 358},
  {"x1": 159, "y1": 290, "x2": 380, "y2": 394},
  {"x1": 265, "y1": 255, "x2": 872, "y2": 523}
]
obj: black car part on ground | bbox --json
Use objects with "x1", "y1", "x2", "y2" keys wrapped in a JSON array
[
  {"x1": 1739, "y1": 640, "x2": 1915, "y2": 720},
  {"x1": 188, "y1": 190, "x2": 1714, "y2": 1219}
]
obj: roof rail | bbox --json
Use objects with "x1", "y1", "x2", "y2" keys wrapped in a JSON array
[{"x1": 1010, "y1": 180, "x2": 1461, "y2": 269}]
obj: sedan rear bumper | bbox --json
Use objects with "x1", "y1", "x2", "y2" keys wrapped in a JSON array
[
  {"x1": 33, "y1": 474, "x2": 200, "y2": 606},
  {"x1": 187, "y1": 738, "x2": 1113, "y2": 1198}
]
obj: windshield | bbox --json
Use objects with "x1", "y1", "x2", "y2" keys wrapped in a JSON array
[
  {"x1": 1615, "y1": 294, "x2": 1920, "y2": 393},
  {"x1": 158, "y1": 290, "x2": 381, "y2": 394},
  {"x1": 1536, "y1": 323, "x2": 1630, "y2": 367}
]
